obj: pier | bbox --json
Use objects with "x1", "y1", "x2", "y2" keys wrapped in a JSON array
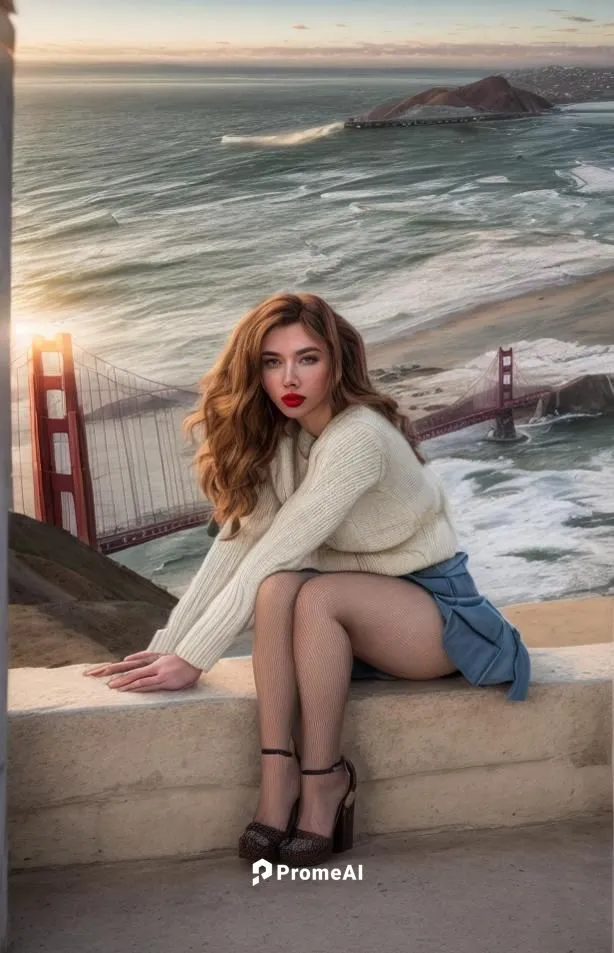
[{"x1": 344, "y1": 111, "x2": 548, "y2": 129}]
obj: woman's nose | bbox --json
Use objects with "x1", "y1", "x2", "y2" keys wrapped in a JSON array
[{"x1": 283, "y1": 364, "x2": 299, "y2": 386}]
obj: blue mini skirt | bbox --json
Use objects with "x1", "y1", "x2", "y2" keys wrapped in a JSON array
[{"x1": 348, "y1": 551, "x2": 530, "y2": 701}]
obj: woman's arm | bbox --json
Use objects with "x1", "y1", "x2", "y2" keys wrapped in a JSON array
[
  {"x1": 147, "y1": 478, "x2": 281, "y2": 654},
  {"x1": 172, "y1": 422, "x2": 386, "y2": 672}
]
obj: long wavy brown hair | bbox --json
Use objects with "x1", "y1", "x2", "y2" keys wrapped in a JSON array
[{"x1": 184, "y1": 292, "x2": 425, "y2": 537}]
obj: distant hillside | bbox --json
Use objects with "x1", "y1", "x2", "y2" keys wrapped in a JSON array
[
  {"x1": 364, "y1": 75, "x2": 553, "y2": 121},
  {"x1": 9, "y1": 512, "x2": 178, "y2": 668},
  {"x1": 503, "y1": 66, "x2": 614, "y2": 104}
]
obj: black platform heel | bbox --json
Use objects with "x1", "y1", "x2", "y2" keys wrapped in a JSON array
[
  {"x1": 277, "y1": 756, "x2": 357, "y2": 867},
  {"x1": 237, "y1": 748, "x2": 301, "y2": 863}
]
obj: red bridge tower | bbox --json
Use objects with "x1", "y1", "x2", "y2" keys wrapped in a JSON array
[{"x1": 28, "y1": 333, "x2": 98, "y2": 549}]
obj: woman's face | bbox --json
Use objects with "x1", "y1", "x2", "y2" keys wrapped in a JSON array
[{"x1": 260, "y1": 322, "x2": 333, "y2": 430}]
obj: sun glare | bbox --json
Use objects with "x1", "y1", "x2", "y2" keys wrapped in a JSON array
[{"x1": 12, "y1": 318, "x2": 64, "y2": 347}]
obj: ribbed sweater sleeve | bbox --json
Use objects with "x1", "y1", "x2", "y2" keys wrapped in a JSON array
[
  {"x1": 173, "y1": 422, "x2": 385, "y2": 672},
  {"x1": 147, "y1": 478, "x2": 281, "y2": 655}
]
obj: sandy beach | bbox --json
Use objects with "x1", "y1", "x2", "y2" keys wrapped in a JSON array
[{"x1": 366, "y1": 269, "x2": 614, "y2": 414}]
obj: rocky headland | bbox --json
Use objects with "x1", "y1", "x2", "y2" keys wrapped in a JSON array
[{"x1": 363, "y1": 75, "x2": 553, "y2": 122}]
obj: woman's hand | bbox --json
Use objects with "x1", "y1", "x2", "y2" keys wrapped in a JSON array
[{"x1": 83, "y1": 651, "x2": 203, "y2": 692}]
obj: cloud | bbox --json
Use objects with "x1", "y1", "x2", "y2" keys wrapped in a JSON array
[
  {"x1": 563, "y1": 15, "x2": 594, "y2": 21},
  {"x1": 17, "y1": 39, "x2": 614, "y2": 68},
  {"x1": 335, "y1": 23, "x2": 347, "y2": 28},
  {"x1": 555, "y1": 27, "x2": 579, "y2": 31},
  {"x1": 547, "y1": 7, "x2": 565, "y2": 11},
  {"x1": 291, "y1": 24, "x2": 309, "y2": 30}
]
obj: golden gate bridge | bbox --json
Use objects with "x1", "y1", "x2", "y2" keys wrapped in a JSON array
[{"x1": 10, "y1": 333, "x2": 553, "y2": 556}]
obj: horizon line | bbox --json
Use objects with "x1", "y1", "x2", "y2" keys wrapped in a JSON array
[{"x1": 16, "y1": 55, "x2": 614, "y2": 68}]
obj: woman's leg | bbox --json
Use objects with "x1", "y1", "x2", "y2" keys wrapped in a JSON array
[
  {"x1": 292, "y1": 571, "x2": 455, "y2": 837},
  {"x1": 251, "y1": 569, "x2": 318, "y2": 830}
]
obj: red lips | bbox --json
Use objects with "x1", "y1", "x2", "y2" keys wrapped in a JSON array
[{"x1": 281, "y1": 394, "x2": 306, "y2": 407}]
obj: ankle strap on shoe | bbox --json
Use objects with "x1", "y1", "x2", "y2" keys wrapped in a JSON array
[
  {"x1": 261, "y1": 748, "x2": 293, "y2": 757},
  {"x1": 301, "y1": 758, "x2": 344, "y2": 775}
]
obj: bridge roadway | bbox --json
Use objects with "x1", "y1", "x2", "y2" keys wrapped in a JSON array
[
  {"x1": 344, "y1": 111, "x2": 549, "y2": 129},
  {"x1": 97, "y1": 391, "x2": 549, "y2": 553},
  {"x1": 414, "y1": 390, "x2": 551, "y2": 441}
]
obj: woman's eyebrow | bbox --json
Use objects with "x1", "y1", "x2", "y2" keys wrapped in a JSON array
[{"x1": 261, "y1": 347, "x2": 322, "y2": 357}]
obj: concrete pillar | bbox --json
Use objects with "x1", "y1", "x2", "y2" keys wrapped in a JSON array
[{"x1": 0, "y1": 2, "x2": 14, "y2": 949}]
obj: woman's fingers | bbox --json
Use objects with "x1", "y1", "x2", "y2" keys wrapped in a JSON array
[
  {"x1": 115, "y1": 675, "x2": 164, "y2": 692},
  {"x1": 107, "y1": 663, "x2": 158, "y2": 688},
  {"x1": 84, "y1": 659, "x2": 150, "y2": 677}
]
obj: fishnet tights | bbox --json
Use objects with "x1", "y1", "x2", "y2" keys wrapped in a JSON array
[{"x1": 251, "y1": 570, "x2": 455, "y2": 834}]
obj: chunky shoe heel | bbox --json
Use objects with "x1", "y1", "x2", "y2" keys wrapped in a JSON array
[
  {"x1": 278, "y1": 756, "x2": 357, "y2": 867},
  {"x1": 332, "y1": 795, "x2": 355, "y2": 854},
  {"x1": 237, "y1": 748, "x2": 301, "y2": 863}
]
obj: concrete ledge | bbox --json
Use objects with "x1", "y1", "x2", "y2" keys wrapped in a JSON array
[{"x1": 8, "y1": 644, "x2": 612, "y2": 868}]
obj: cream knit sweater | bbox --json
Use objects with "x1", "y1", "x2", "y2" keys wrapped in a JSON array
[{"x1": 148, "y1": 403, "x2": 458, "y2": 672}]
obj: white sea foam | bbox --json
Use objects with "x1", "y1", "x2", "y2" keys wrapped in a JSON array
[
  {"x1": 432, "y1": 451, "x2": 614, "y2": 606},
  {"x1": 450, "y1": 183, "x2": 479, "y2": 193},
  {"x1": 320, "y1": 188, "x2": 402, "y2": 201},
  {"x1": 557, "y1": 163, "x2": 614, "y2": 195},
  {"x1": 476, "y1": 175, "x2": 510, "y2": 184},
  {"x1": 221, "y1": 122, "x2": 343, "y2": 147},
  {"x1": 560, "y1": 102, "x2": 614, "y2": 113}
]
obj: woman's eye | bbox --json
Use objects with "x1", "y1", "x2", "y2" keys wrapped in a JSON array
[{"x1": 262, "y1": 356, "x2": 317, "y2": 367}]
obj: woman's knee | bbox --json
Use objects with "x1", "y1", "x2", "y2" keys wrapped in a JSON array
[
  {"x1": 293, "y1": 574, "x2": 337, "y2": 621},
  {"x1": 255, "y1": 571, "x2": 317, "y2": 616}
]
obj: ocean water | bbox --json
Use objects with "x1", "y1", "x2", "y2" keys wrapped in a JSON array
[{"x1": 12, "y1": 65, "x2": 614, "y2": 611}]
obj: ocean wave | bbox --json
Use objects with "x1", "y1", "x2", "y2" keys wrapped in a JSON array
[
  {"x1": 26, "y1": 209, "x2": 121, "y2": 241},
  {"x1": 221, "y1": 121, "x2": 343, "y2": 147},
  {"x1": 350, "y1": 232, "x2": 614, "y2": 342},
  {"x1": 431, "y1": 446, "x2": 614, "y2": 605}
]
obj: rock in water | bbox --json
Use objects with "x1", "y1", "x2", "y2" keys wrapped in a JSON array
[{"x1": 536, "y1": 374, "x2": 614, "y2": 418}]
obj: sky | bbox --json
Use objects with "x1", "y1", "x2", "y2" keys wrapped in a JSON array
[{"x1": 15, "y1": 0, "x2": 614, "y2": 67}]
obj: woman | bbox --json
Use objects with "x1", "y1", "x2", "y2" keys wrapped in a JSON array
[{"x1": 85, "y1": 292, "x2": 530, "y2": 868}]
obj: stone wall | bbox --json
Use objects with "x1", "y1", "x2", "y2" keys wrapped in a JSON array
[{"x1": 7, "y1": 637, "x2": 612, "y2": 869}]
